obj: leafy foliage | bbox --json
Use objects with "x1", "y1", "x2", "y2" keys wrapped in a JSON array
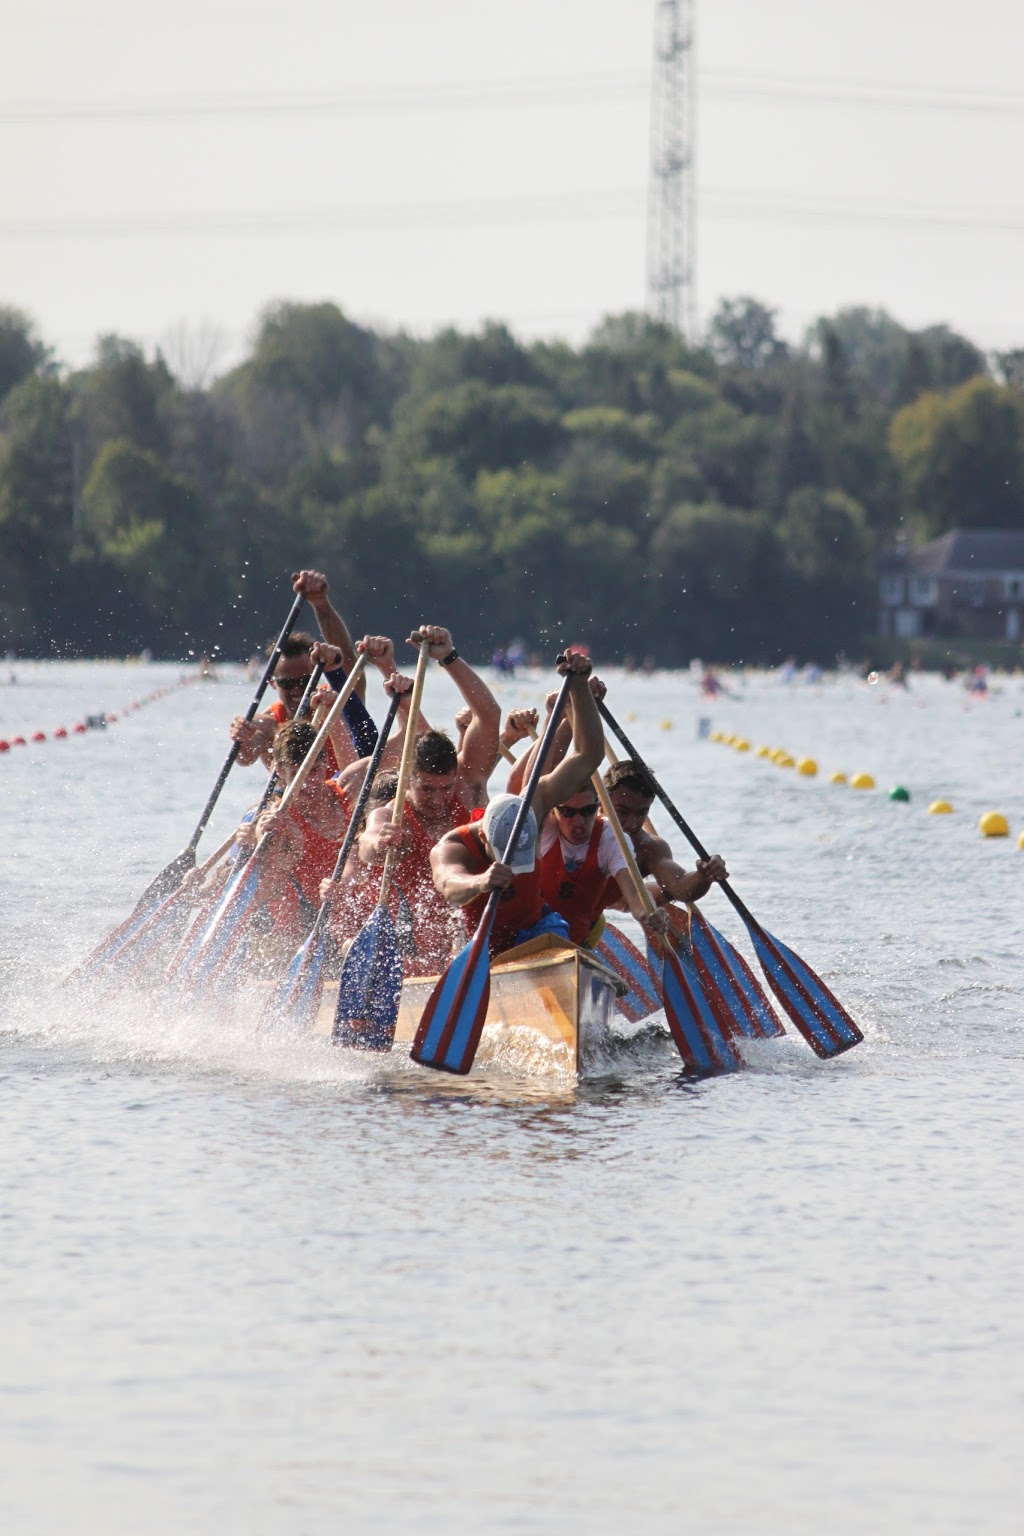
[{"x1": 0, "y1": 297, "x2": 1019, "y2": 662}]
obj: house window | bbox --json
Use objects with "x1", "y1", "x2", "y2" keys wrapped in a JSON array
[
  {"x1": 966, "y1": 579, "x2": 986, "y2": 608},
  {"x1": 910, "y1": 577, "x2": 936, "y2": 605},
  {"x1": 895, "y1": 609, "x2": 920, "y2": 638},
  {"x1": 880, "y1": 576, "x2": 903, "y2": 604},
  {"x1": 1005, "y1": 576, "x2": 1023, "y2": 602}
]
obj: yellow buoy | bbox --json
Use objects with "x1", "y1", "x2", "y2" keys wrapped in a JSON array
[
  {"x1": 850, "y1": 773, "x2": 875, "y2": 790},
  {"x1": 797, "y1": 757, "x2": 818, "y2": 777},
  {"x1": 979, "y1": 811, "x2": 1009, "y2": 838},
  {"x1": 830, "y1": 771, "x2": 847, "y2": 785},
  {"x1": 776, "y1": 753, "x2": 795, "y2": 769},
  {"x1": 928, "y1": 800, "x2": 953, "y2": 815},
  {"x1": 755, "y1": 745, "x2": 771, "y2": 758},
  {"x1": 734, "y1": 738, "x2": 751, "y2": 752},
  {"x1": 660, "y1": 719, "x2": 674, "y2": 731},
  {"x1": 1018, "y1": 830, "x2": 1024, "y2": 850},
  {"x1": 768, "y1": 748, "x2": 785, "y2": 762},
  {"x1": 709, "y1": 730, "x2": 723, "y2": 743}
]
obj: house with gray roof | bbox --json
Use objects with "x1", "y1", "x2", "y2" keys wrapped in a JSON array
[{"x1": 878, "y1": 530, "x2": 1024, "y2": 643}]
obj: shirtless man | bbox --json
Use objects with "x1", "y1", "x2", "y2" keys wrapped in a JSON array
[{"x1": 429, "y1": 650, "x2": 604, "y2": 958}]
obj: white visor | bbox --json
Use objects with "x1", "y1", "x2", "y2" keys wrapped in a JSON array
[{"x1": 481, "y1": 794, "x2": 538, "y2": 873}]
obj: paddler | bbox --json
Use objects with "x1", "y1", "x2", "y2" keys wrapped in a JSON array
[
  {"x1": 429, "y1": 649, "x2": 607, "y2": 958},
  {"x1": 602, "y1": 758, "x2": 729, "y2": 908},
  {"x1": 327, "y1": 625, "x2": 502, "y2": 976},
  {"x1": 229, "y1": 569, "x2": 377, "y2": 769}
]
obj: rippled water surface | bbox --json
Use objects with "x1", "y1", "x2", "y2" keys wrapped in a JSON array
[{"x1": 2, "y1": 661, "x2": 1022, "y2": 1534}]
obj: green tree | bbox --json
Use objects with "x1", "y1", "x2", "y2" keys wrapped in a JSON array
[
  {"x1": 0, "y1": 306, "x2": 50, "y2": 402},
  {"x1": 708, "y1": 297, "x2": 788, "y2": 372},
  {"x1": 889, "y1": 377, "x2": 1024, "y2": 535}
]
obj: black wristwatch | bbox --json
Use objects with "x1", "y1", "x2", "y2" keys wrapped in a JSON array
[{"x1": 438, "y1": 648, "x2": 459, "y2": 667}]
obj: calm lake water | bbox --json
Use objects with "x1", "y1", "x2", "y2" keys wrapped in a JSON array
[{"x1": 2, "y1": 660, "x2": 1022, "y2": 1534}]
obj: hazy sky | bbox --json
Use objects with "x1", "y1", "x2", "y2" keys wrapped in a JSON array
[{"x1": 3, "y1": 0, "x2": 1023, "y2": 373}]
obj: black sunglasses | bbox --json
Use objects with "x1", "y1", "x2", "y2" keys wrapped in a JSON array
[
  {"x1": 556, "y1": 803, "x2": 599, "y2": 818},
  {"x1": 273, "y1": 673, "x2": 313, "y2": 693}
]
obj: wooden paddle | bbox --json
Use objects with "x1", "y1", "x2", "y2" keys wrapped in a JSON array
[
  {"x1": 333, "y1": 639, "x2": 431, "y2": 1049},
  {"x1": 592, "y1": 771, "x2": 739, "y2": 1073},
  {"x1": 171, "y1": 655, "x2": 369, "y2": 996},
  {"x1": 135, "y1": 591, "x2": 307, "y2": 910},
  {"x1": 271, "y1": 687, "x2": 404, "y2": 1030},
  {"x1": 598, "y1": 699, "x2": 863, "y2": 1059},
  {"x1": 602, "y1": 730, "x2": 784, "y2": 1042},
  {"x1": 410, "y1": 671, "x2": 574, "y2": 1075}
]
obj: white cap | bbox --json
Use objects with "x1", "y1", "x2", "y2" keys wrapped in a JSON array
[{"x1": 481, "y1": 793, "x2": 538, "y2": 873}]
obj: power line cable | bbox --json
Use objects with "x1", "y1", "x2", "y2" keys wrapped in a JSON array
[
  {"x1": 4, "y1": 71, "x2": 1024, "y2": 125},
  {"x1": 3, "y1": 188, "x2": 1024, "y2": 241}
]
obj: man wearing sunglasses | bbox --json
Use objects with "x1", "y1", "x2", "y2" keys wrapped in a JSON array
[
  {"x1": 538, "y1": 789, "x2": 665, "y2": 947},
  {"x1": 229, "y1": 631, "x2": 378, "y2": 771},
  {"x1": 230, "y1": 568, "x2": 377, "y2": 770},
  {"x1": 430, "y1": 650, "x2": 607, "y2": 959}
]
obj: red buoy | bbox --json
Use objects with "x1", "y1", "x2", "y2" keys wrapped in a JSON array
[
  {"x1": 0, "y1": 740, "x2": 9, "y2": 753},
  {"x1": 54, "y1": 727, "x2": 68, "y2": 739},
  {"x1": 11, "y1": 735, "x2": 26, "y2": 746},
  {"x1": 31, "y1": 731, "x2": 46, "y2": 742},
  {"x1": 73, "y1": 723, "x2": 87, "y2": 734}
]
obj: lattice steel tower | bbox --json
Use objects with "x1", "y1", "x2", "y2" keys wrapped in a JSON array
[{"x1": 646, "y1": 0, "x2": 696, "y2": 341}]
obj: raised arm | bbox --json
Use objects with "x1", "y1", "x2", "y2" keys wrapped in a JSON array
[
  {"x1": 408, "y1": 625, "x2": 501, "y2": 793},
  {"x1": 533, "y1": 656, "x2": 604, "y2": 820},
  {"x1": 293, "y1": 569, "x2": 365, "y2": 698}
]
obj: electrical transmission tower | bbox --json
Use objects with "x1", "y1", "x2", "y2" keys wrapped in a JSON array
[{"x1": 646, "y1": 0, "x2": 696, "y2": 342}]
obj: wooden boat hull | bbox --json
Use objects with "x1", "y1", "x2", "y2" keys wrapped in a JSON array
[{"x1": 315, "y1": 934, "x2": 625, "y2": 1075}]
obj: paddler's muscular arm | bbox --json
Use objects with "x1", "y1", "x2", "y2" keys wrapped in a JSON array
[
  {"x1": 430, "y1": 832, "x2": 513, "y2": 905},
  {"x1": 229, "y1": 711, "x2": 277, "y2": 767},
  {"x1": 532, "y1": 654, "x2": 604, "y2": 821},
  {"x1": 357, "y1": 802, "x2": 408, "y2": 866},
  {"x1": 293, "y1": 569, "x2": 365, "y2": 699},
  {"x1": 636, "y1": 831, "x2": 729, "y2": 904},
  {"x1": 409, "y1": 625, "x2": 501, "y2": 792}
]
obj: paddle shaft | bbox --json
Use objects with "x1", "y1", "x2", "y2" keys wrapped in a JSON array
[
  {"x1": 308, "y1": 689, "x2": 403, "y2": 944},
  {"x1": 274, "y1": 653, "x2": 368, "y2": 816},
  {"x1": 234, "y1": 661, "x2": 326, "y2": 865},
  {"x1": 412, "y1": 672, "x2": 574, "y2": 1072},
  {"x1": 183, "y1": 592, "x2": 306, "y2": 857},
  {"x1": 377, "y1": 641, "x2": 431, "y2": 908},
  {"x1": 591, "y1": 772, "x2": 659, "y2": 920},
  {"x1": 598, "y1": 699, "x2": 757, "y2": 931}
]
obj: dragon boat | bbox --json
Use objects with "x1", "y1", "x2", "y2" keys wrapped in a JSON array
[{"x1": 313, "y1": 933, "x2": 628, "y2": 1074}]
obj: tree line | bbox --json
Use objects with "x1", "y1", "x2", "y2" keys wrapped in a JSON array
[{"x1": 1, "y1": 297, "x2": 1022, "y2": 665}]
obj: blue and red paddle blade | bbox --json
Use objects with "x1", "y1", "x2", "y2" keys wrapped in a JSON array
[
  {"x1": 102, "y1": 888, "x2": 194, "y2": 983},
  {"x1": 595, "y1": 922, "x2": 665, "y2": 1022},
  {"x1": 743, "y1": 918, "x2": 863, "y2": 1058},
  {"x1": 269, "y1": 927, "x2": 331, "y2": 1031},
  {"x1": 654, "y1": 939, "x2": 741, "y2": 1074},
  {"x1": 410, "y1": 931, "x2": 491, "y2": 1074},
  {"x1": 333, "y1": 905, "x2": 404, "y2": 1051},
  {"x1": 685, "y1": 907, "x2": 785, "y2": 1041},
  {"x1": 167, "y1": 861, "x2": 261, "y2": 998}
]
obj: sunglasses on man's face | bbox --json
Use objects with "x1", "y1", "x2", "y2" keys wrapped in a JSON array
[
  {"x1": 273, "y1": 673, "x2": 313, "y2": 693},
  {"x1": 555, "y1": 803, "x2": 598, "y2": 819}
]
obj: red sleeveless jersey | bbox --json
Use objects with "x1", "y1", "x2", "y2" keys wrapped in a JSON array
[
  {"x1": 540, "y1": 815, "x2": 616, "y2": 946},
  {"x1": 269, "y1": 699, "x2": 339, "y2": 774},
  {"x1": 454, "y1": 824, "x2": 545, "y2": 957}
]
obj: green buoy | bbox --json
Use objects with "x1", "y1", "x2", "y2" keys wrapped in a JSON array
[{"x1": 889, "y1": 785, "x2": 910, "y2": 803}]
